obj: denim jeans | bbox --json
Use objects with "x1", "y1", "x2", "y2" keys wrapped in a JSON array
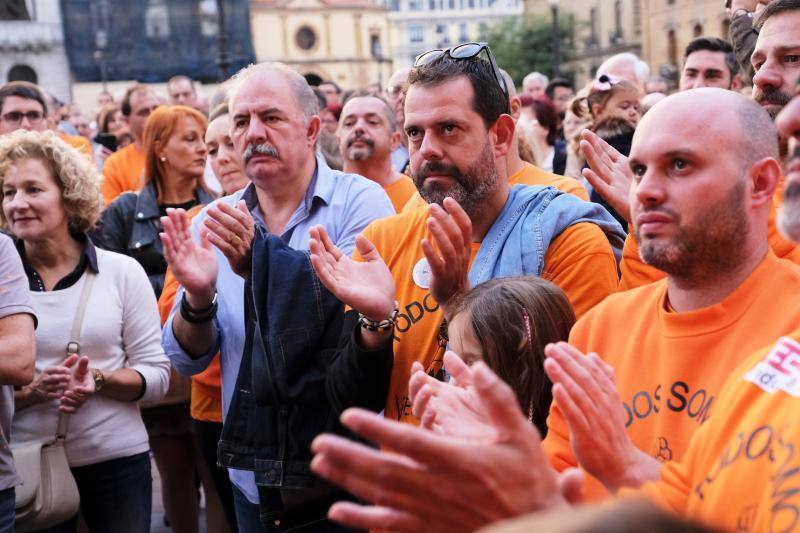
[
  {"x1": 37, "y1": 451, "x2": 151, "y2": 533},
  {"x1": 0, "y1": 487, "x2": 13, "y2": 533},
  {"x1": 193, "y1": 419, "x2": 237, "y2": 530},
  {"x1": 233, "y1": 485, "x2": 266, "y2": 533}
]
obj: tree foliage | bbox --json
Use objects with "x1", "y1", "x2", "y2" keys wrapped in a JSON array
[{"x1": 482, "y1": 14, "x2": 575, "y2": 88}]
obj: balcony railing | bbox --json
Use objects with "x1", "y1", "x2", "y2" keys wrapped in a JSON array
[{"x1": 0, "y1": 21, "x2": 63, "y2": 51}]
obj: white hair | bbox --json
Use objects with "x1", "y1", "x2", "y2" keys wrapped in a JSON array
[
  {"x1": 597, "y1": 53, "x2": 650, "y2": 87},
  {"x1": 523, "y1": 71, "x2": 549, "y2": 89},
  {"x1": 227, "y1": 62, "x2": 319, "y2": 123}
]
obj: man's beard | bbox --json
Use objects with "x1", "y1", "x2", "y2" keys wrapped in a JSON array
[
  {"x1": 411, "y1": 140, "x2": 499, "y2": 216},
  {"x1": 753, "y1": 86, "x2": 793, "y2": 118},
  {"x1": 636, "y1": 178, "x2": 749, "y2": 280},
  {"x1": 345, "y1": 134, "x2": 375, "y2": 161}
]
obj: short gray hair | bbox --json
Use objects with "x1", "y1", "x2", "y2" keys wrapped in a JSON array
[
  {"x1": 341, "y1": 91, "x2": 397, "y2": 132},
  {"x1": 227, "y1": 62, "x2": 319, "y2": 123},
  {"x1": 523, "y1": 71, "x2": 549, "y2": 88},
  {"x1": 597, "y1": 53, "x2": 650, "y2": 87}
]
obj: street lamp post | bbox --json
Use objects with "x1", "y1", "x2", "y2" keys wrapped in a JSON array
[
  {"x1": 549, "y1": 0, "x2": 560, "y2": 78},
  {"x1": 216, "y1": 0, "x2": 230, "y2": 82},
  {"x1": 92, "y1": 0, "x2": 110, "y2": 91},
  {"x1": 93, "y1": 31, "x2": 108, "y2": 92}
]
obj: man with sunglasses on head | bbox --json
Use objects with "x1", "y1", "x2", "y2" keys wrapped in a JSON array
[
  {"x1": 305, "y1": 81, "x2": 800, "y2": 533},
  {"x1": 0, "y1": 81, "x2": 49, "y2": 136},
  {"x1": 309, "y1": 42, "x2": 625, "y2": 425}
]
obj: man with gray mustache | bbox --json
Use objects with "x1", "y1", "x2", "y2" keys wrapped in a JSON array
[
  {"x1": 337, "y1": 92, "x2": 417, "y2": 212},
  {"x1": 243, "y1": 142, "x2": 280, "y2": 162},
  {"x1": 159, "y1": 62, "x2": 394, "y2": 531}
]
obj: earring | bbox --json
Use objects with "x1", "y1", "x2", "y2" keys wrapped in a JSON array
[{"x1": 160, "y1": 156, "x2": 166, "y2": 162}]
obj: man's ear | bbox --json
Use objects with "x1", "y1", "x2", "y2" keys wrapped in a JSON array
[
  {"x1": 307, "y1": 115, "x2": 322, "y2": 147},
  {"x1": 490, "y1": 114, "x2": 516, "y2": 158},
  {"x1": 748, "y1": 156, "x2": 782, "y2": 208},
  {"x1": 390, "y1": 130, "x2": 401, "y2": 152},
  {"x1": 509, "y1": 96, "x2": 522, "y2": 122},
  {"x1": 731, "y1": 74, "x2": 743, "y2": 92}
]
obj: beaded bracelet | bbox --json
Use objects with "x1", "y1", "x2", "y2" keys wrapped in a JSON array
[{"x1": 358, "y1": 302, "x2": 400, "y2": 332}]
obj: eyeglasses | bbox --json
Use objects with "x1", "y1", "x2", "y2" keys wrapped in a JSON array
[
  {"x1": 386, "y1": 85, "x2": 403, "y2": 98},
  {"x1": 414, "y1": 42, "x2": 508, "y2": 97},
  {"x1": 1, "y1": 110, "x2": 45, "y2": 126}
]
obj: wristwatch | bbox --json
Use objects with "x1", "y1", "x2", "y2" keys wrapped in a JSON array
[{"x1": 92, "y1": 368, "x2": 106, "y2": 392}]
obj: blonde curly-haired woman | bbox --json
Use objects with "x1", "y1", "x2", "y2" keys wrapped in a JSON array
[{"x1": 0, "y1": 130, "x2": 170, "y2": 533}]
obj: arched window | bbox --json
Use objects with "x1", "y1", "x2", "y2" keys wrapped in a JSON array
[
  {"x1": 296, "y1": 26, "x2": 317, "y2": 51},
  {"x1": 7, "y1": 64, "x2": 37, "y2": 84}
]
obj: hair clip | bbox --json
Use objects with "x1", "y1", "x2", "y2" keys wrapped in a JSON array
[{"x1": 593, "y1": 74, "x2": 616, "y2": 92}]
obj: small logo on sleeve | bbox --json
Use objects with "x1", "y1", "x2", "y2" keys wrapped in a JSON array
[{"x1": 744, "y1": 337, "x2": 800, "y2": 397}]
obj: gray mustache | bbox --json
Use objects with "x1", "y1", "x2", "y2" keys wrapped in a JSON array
[{"x1": 244, "y1": 143, "x2": 279, "y2": 163}]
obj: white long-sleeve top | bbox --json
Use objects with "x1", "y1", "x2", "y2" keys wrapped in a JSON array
[{"x1": 12, "y1": 248, "x2": 170, "y2": 467}]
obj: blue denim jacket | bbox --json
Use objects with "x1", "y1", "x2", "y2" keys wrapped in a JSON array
[
  {"x1": 217, "y1": 228, "x2": 345, "y2": 480},
  {"x1": 468, "y1": 184, "x2": 626, "y2": 287},
  {"x1": 217, "y1": 228, "x2": 350, "y2": 528}
]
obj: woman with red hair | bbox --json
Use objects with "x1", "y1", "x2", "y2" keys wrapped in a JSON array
[
  {"x1": 99, "y1": 105, "x2": 215, "y2": 297},
  {"x1": 517, "y1": 95, "x2": 562, "y2": 173},
  {"x1": 99, "y1": 105, "x2": 217, "y2": 533}
]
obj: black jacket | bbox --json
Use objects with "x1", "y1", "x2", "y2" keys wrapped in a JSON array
[{"x1": 96, "y1": 181, "x2": 216, "y2": 298}]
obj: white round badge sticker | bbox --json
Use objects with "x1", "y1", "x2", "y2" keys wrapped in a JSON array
[{"x1": 412, "y1": 258, "x2": 432, "y2": 289}]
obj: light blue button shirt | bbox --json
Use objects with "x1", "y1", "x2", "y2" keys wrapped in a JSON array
[{"x1": 162, "y1": 154, "x2": 394, "y2": 503}]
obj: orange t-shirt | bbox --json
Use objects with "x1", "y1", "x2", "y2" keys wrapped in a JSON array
[
  {"x1": 358, "y1": 203, "x2": 618, "y2": 422},
  {"x1": 401, "y1": 162, "x2": 588, "y2": 212},
  {"x1": 59, "y1": 133, "x2": 94, "y2": 161},
  {"x1": 639, "y1": 333, "x2": 800, "y2": 532},
  {"x1": 383, "y1": 174, "x2": 416, "y2": 213},
  {"x1": 619, "y1": 189, "x2": 800, "y2": 291},
  {"x1": 543, "y1": 252, "x2": 800, "y2": 501},
  {"x1": 157, "y1": 205, "x2": 223, "y2": 423},
  {"x1": 101, "y1": 143, "x2": 145, "y2": 205}
]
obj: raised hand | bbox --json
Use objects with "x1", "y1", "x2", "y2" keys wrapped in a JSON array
[
  {"x1": 59, "y1": 355, "x2": 95, "y2": 414},
  {"x1": 160, "y1": 207, "x2": 218, "y2": 302},
  {"x1": 202, "y1": 200, "x2": 255, "y2": 279},
  {"x1": 543, "y1": 342, "x2": 661, "y2": 491},
  {"x1": 309, "y1": 225, "x2": 396, "y2": 322},
  {"x1": 580, "y1": 130, "x2": 633, "y2": 223},
  {"x1": 409, "y1": 352, "x2": 497, "y2": 442},
  {"x1": 311, "y1": 362, "x2": 571, "y2": 532},
  {"x1": 421, "y1": 198, "x2": 472, "y2": 318}
]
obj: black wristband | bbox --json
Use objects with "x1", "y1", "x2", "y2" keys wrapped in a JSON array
[
  {"x1": 180, "y1": 292, "x2": 218, "y2": 323},
  {"x1": 182, "y1": 291, "x2": 216, "y2": 314}
]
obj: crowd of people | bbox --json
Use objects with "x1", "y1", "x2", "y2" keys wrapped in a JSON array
[{"x1": 0, "y1": 0, "x2": 798, "y2": 531}]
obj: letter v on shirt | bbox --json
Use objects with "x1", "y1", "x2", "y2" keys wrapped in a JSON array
[{"x1": 543, "y1": 251, "x2": 800, "y2": 501}]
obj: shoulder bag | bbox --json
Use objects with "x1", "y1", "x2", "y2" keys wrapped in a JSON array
[{"x1": 13, "y1": 272, "x2": 96, "y2": 531}]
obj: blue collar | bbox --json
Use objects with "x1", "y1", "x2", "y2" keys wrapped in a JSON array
[{"x1": 241, "y1": 154, "x2": 334, "y2": 232}]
